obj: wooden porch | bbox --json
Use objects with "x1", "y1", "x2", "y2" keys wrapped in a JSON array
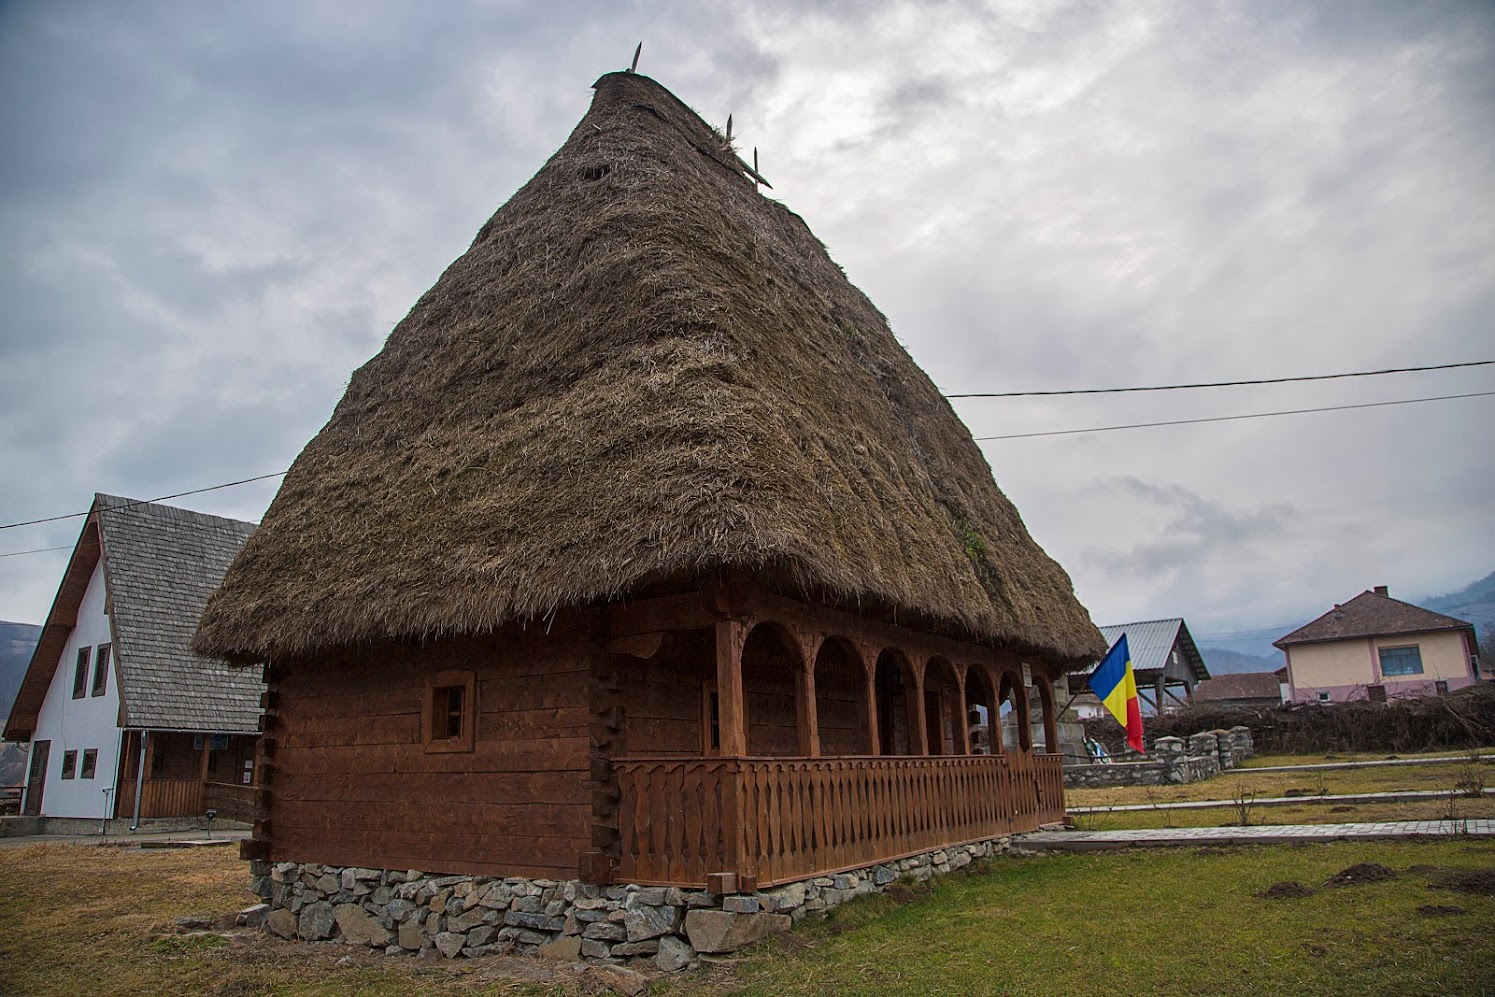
[
  {"x1": 114, "y1": 730, "x2": 262, "y2": 822},
  {"x1": 587, "y1": 586, "x2": 1074, "y2": 887},
  {"x1": 616, "y1": 751, "x2": 1064, "y2": 888}
]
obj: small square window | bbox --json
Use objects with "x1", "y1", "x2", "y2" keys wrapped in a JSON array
[
  {"x1": 422, "y1": 670, "x2": 475, "y2": 753},
  {"x1": 81, "y1": 749, "x2": 97, "y2": 779},
  {"x1": 1368, "y1": 685, "x2": 1387, "y2": 704},
  {"x1": 1435, "y1": 680, "x2": 1449, "y2": 696},
  {"x1": 72, "y1": 647, "x2": 91, "y2": 699},
  {"x1": 91, "y1": 644, "x2": 111, "y2": 697},
  {"x1": 1379, "y1": 645, "x2": 1424, "y2": 677},
  {"x1": 1317, "y1": 691, "x2": 1332, "y2": 702},
  {"x1": 61, "y1": 750, "x2": 78, "y2": 779}
]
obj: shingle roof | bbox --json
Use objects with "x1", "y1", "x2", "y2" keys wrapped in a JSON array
[
  {"x1": 1094, "y1": 618, "x2": 1210, "y2": 681},
  {"x1": 1274, "y1": 590, "x2": 1476, "y2": 648},
  {"x1": 1192, "y1": 672, "x2": 1282, "y2": 702},
  {"x1": 95, "y1": 496, "x2": 263, "y2": 730}
]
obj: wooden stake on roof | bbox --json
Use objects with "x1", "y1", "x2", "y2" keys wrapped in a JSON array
[
  {"x1": 726, "y1": 114, "x2": 733, "y2": 142},
  {"x1": 629, "y1": 42, "x2": 642, "y2": 73}
]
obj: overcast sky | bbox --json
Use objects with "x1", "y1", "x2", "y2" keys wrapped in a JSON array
[{"x1": 2, "y1": 0, "x2": 1491, "y2": 658}]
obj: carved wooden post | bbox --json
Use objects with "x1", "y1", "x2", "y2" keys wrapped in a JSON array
[
  {"x1": 954, "y1": 662, "x2": 971, "y2": 755},
  {"x1": 794, "y1": 629, "x2": 821, "y2": 758},
  {"x1": 908, "y1": 657, "x2": 928, "y2": 756},
  {"x1": 715, "y1": 620, "x2": 748, "y2": 757},
  {"x1": 1039, "y1": 676, "x2": 1059, "y2": 755},
  {"x1": 862, "y1": 654, "x2": 881, "y2": 756}
]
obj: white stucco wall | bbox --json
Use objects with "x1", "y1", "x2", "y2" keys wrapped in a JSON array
[{"x1": 25, "y1": 560, "x2": 124, "y2": 819}]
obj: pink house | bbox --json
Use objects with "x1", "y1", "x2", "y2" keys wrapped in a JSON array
[{"x1": 1276, "y1": 585, "x2": 1480, "y2": 703}]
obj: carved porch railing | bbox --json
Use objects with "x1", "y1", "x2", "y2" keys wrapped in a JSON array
[{"x1": 614, "y1": 752, "x2": 1064, "y2": 888}]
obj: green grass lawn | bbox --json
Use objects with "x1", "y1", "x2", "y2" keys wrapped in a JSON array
[
  {"x1": 661, "y1": 840, "x2": 1495, "y2": 997},
  {"x1": 4, "y1": 839, "x2": 1493, "y2": 996}
]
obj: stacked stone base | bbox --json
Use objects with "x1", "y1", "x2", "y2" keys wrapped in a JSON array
[{"x1": 252, "y1": 836, "x2": 1020, "y2": 971}]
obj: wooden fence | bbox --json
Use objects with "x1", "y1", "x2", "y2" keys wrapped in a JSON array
[
  {"x1": 204, "y1": 781, "x2": 263, "y2": 824},
  {"x1": 615, "y1": 752, "x2": 1064, "y2": 888}
]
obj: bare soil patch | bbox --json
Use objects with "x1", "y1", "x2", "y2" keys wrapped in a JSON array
[
  {"x1": 1326, "y1": 863, "x2": 1396, "y2": 886},
  {"x1": 1257, "y1": 881, "x2": 1314, "y2": 899},
  {"x1": 1432, "y1": 869, "x2": 1495, "y2": 896},
  {"x1": 1417, "y1": 904, "x2": 1467, "y2": 917}
]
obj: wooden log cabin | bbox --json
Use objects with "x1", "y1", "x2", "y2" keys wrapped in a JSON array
[{"x1": 193, "y1": 70, "x2": 1105, "y2": 890}]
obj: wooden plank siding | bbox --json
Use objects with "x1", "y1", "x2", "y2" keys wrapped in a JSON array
[
  {"x1": 615, "y1": 752, "x2": 1066, "y2": 888},
  {"x1": 264, "y1": 640, "x2": 595, "y2": 879}
]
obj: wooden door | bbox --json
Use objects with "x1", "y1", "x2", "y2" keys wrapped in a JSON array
[{"x1": 23, "y1": 741, "x2": 49, "y2": 816}]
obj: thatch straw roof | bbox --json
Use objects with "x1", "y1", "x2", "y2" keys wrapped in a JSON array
[{"x1": 194, "y1": 71, "x2": 1103, "y2": 667}]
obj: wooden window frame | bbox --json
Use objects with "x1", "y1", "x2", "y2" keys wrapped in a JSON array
[
  {"x1": 1378, "y1": 645, "x2": 1424, "y2": 677},
  {"x1": 72, "y1": 647, "x2": 90, "y2": 699},
  {"x1": 61, "y1": 749, "x2": 78, "y2": 779},
  {"x1": 422, "y1": 669, "x2": 476, "y2": 753},
  {"x1": 81, "y1": 748, "x2": 98, "y2": 779},
  {"x1": 91, "y1": 644, "x2": 111, "y2": 697}
]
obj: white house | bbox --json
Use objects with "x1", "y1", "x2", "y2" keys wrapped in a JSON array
[{"x1": 5, "y1": 495, "x2": 263, "y2": 823}]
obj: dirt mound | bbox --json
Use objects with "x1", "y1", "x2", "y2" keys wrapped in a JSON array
[
  {"x1": 1416, "y1": 904, "x2": 1467, "y2": 917},
  {"x1": 1328, "y1": 805, "x2": 1356, "y2": 813},
  {"x1": 1326, "y1": 863, "x2": 1396, "y2": 886},
  {"x1": 1257, "y1": 881, "x2": 1315, "y2": 899},
  {"x1": 1432, "y1": 869, "x2": 1495, "y2": 895}
]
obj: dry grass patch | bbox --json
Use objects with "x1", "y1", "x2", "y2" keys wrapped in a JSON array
[{"x1": 0, "y1": 843, "x2": 605, "y2": 996}]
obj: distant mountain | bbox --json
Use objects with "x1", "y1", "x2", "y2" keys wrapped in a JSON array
[
  {"x1": 0, "y1": 621, "x2": 41, "y2": 726},
  {"x1": 1199, "y1": 647, "x2": 1282, "y2": 676},
  {"x1": 1419, "y1": 571, "x2": 1495, "y2": 634}
]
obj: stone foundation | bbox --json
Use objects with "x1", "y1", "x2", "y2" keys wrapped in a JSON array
[{"x1": 251, "y1": 836, "x2": 1021, "y2": 971}]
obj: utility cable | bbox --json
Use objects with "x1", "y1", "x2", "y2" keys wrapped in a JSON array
[
  {"x1": 0, "y1": 472, "x2": 286, "y2": 531},
  {"x1": 973, "y1": 390, "x2": 1495, "y2": 441},
  {"x1": 946, "y1": 360, "x2": 1493, "y2": 398}
]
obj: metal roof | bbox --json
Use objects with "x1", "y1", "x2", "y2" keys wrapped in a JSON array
[{"x1": 1093, "y1": 618, "x2": 1211, "y2": 682}]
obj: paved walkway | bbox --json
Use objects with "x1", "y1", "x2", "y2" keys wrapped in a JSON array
[
  {"x1": 1071, "y1": 787, "x2": 1495, "y2": 814},
  {"x1": 1022, "y1": 819, "x2": 1495, "y2": 850},
  {"x1": 1241, "y1": 753, "x2": 1493, "y2": 774},
  {"x1": 0, "y1": 828, "x2": 250, "y2": 850}
]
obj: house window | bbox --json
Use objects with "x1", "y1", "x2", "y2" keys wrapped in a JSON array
[
  {"x1": 72, "y1": 647, "x2": 91, "y2": 698},
  {"x1": 61, "y1": 750, "x2": 78, "y2": 779},
  {"x1": 81, "y1": 749, "x2": 98, "y2": 779},
  {"x1": 91, "y1": 644, "x2": 111, "y2": 696},
  {"x1": 422, "y1": 669, "x2": 475, "y2": 753},
  {"x1": 1317, "y1": 691, "x2": 1331, "y2": 702},
  {"x1": 1435, "y1": 680, "x2": 1449, "y2": 696},
  {"x1": 1379, "y1": 645, "x2": 1424, "y2": 677}
]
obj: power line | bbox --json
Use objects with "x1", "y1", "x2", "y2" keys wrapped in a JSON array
[
  {"x1": 973, "y1": 390, "x2": 1495, "y2": 441},
  {"x1": 946, "y1": 360, "x2": 1493, "y2": 399},
  {"x1": 0, "y1": 545, "x2": 71, "y2": 559},
  {"x1": 0, "y1": 472, "x2": 286, "y2": 532}
]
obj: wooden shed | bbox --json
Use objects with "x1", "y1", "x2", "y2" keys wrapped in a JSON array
[{"x1": 194, "y1": 70, "x2": 1105, "y2": 890}]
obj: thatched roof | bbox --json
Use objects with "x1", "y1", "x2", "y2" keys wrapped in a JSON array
[{"x1": 194, "y1": 71, "x2": 1103, "y2": 667}]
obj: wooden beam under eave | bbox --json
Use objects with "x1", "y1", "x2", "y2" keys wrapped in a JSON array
[{"x1": 606, "y1": 590, "x2": 726, "y2": 638}]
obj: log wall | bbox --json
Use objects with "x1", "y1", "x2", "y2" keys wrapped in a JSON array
[{"x1": 265, "y1": 636, "x2": 593, "y2": 879}]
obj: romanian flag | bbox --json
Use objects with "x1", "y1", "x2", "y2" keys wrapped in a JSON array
[{"x1": 1088, "y1": 634, "x2": 1144, "y2": 753}]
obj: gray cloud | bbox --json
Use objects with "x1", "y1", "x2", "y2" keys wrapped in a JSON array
[{"x1": 1, "y1": 0, "x2": 1490, "y2": 645}]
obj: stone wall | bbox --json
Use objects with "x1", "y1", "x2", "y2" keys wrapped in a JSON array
[
  {"x1": 252, "y1": 837, "x2": 1022, "y2": 972},
  {"x1": 1062, "y1": 726, "x2": 1254, "y2": 789}
]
